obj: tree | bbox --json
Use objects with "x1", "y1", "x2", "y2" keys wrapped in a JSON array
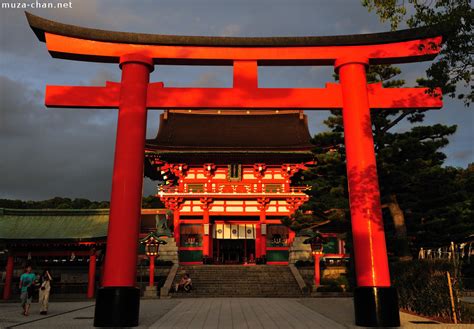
[
  {"x1": 406, "y1": 164, "x2": 474, "y2": 248},
  {"x1": 289, "y1": 64, "x2": 458, "y2": 259},
  {"x1": 282, "y1": 126, "x2": 350, "y2": 234},
  {"x1": 142, "y1": 195, "x2": 165, "y2": 208},
  {"x1": 0, "y1": 197, "x2": 109, "y2": 209},
  {"x1": 362, "y1": 0, "x2": 473, "y2": 105}
]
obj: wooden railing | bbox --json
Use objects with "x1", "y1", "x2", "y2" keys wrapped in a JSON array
[{"x1": 158, "y1": 183, "x2": 309, "y2": 195}]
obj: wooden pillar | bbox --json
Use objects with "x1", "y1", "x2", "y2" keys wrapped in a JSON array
[
  {"x1": 2, "y1": 255, "x2": 14, "y2": 300},
  {"x1": 174, "y1": 210, "x2": 180, "y2": 248},
  {"x1": 313, "y1": 252, "x2": 322, "y2": 287},
  {"x1": 94, "y1": 53, "x2": 153, "y2": 327},
  {"x1": 289, "y1": 229, "x2": 296, "y2": 246},
  {"x1": 149, "y1": 255, "x2": 155, "y2": 287},
  {"x1": 87, "y1": 251, "x2": 97, "y2": 299},
  {"x1": 255, "y1": 224, "x2": 262, "y2": 258},
  {"x1": 203, "y1": 210, "x2": 210, "y2": 257},
  {"x1": 336, "y1": 57, "x2": 399, "y2": 327},
  {"x1": 260, "y1": 211, "x2": 267, "y2": 257}
]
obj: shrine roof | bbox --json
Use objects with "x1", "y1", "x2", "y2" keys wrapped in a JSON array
[
  {"x1": 145, "y1": 112, "x2": 314, "y2": 154},
  {"x1": 26, "y1": 11, "x2": 444, "y2": 47},
  {"x1": 0, "y1": 208, "x2": 109, "y2": 241}
]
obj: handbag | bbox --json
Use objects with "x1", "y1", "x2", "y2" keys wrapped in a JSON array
[{"x1": 27, "y1": 284, "x2": 35, "y2": 298}]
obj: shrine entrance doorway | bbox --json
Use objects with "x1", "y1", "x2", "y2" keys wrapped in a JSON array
[
  {"x1": 214, "y1": 239, "x2": 256, "y2": 264},
  {"x1": 213, "y1": 223, "x2": 257, "y2": 264}
]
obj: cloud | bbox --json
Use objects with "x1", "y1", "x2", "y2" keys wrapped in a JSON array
[
  {"x1": 452, "y1": 150, "x2": 473, "y2": 161},
  {"x1": 220, "y1": 24, "x2": 242, "y2": 37},
  {"x1": 88, "y1": 69, "x2": 119, "y2": 86},
  {"x1": 0, "y1": 0, "x2": 471, "y2": 202},
  {"x1": 194, "y1": 72, "x2": 225, "y2": 87},
  {"x1": 0, "y1": 74, "x2": 117, "y2": 200}
]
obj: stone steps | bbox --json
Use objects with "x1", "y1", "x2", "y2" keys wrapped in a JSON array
[{"x1": 171, "y1": 265, "x2": 305, "y2": 298}]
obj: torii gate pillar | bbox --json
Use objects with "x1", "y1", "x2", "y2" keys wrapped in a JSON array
[
  {"x1": 337, "y1": 57, "x2": 399, "y2": 326},
  {"x1": 94, "y1": 54, "x2": 153, "y2": 327}
]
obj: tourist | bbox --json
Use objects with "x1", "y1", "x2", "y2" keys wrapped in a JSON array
[
  {"x1": 39, "y1": 269, "x2": 52, "y2": 315},
  {"x1": 19, "y1": 265, "x2": 36, "y2": 316},
  {"x1": 175, "y1": 273, "x2": 192, "y2": 292}
]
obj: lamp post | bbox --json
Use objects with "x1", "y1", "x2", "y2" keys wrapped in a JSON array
[
  {"x1": 140, "y1": 233, "x2": 166, "y2": 298},
  {"x1": 303, "y1": 232, "x2": 325, "y2": 289}
]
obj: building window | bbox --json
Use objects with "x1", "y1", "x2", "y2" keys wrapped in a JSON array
[
  {"x1": 266, "y1": 225, "x2": 289, "y2": 247},
  {"x1": 227, "y1": 164, "x2": 242, "y2": 181},
  {"x1": 180, "y1": 224, "x2": 203, "y2": 247}
]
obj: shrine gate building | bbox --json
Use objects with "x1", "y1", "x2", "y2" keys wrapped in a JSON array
[{"x1": 145, "y1": 110, "x2": 313, "y2": 265}]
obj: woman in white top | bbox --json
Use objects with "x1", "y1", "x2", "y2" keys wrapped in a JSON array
[{"x1": 39, "y1": 269, "x2": 52, "y2": 315}]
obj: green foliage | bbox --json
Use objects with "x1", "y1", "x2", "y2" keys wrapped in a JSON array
[
  {"x1": 285, "y1": 125, "x2": 350, "y2": 233},
  {"x1": 295, "y1": 260, "x2": 313, "y2": 267},
  {"x1": 0, "y1": 197, "x2": 109, "y2": 209},
  {"x1": 391, "y1": 260, "x2": 462, "y2": 321},
  {"x1": 318, "y1": 278, "x2": 345, "y2": 292},
  {"x1": 142, "y1": 195, "x2": 165, "y2": 208},
  {"x1": 407, "y1": 165, "x2": 474, "y2": 248},
  {"x1": 459, "y1": 301, "x2": 474, "y2": 323},
  {"x1": 0, "y1": 195, "x2": 166, "y2": 209},
  {"x1": 292, "y1": 63, "x2": 472, "y2": 258},
  {"x1": 362, "y1": 0, "x2": 473, "y2": 104}
]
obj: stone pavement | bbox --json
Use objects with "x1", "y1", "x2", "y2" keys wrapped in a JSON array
[{"x1": 1, "y1": 298, "x2": 473, "y2": 329}]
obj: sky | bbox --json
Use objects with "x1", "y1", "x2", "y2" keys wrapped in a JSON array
[{"x1": 0, "y1": 0, "x2": 472, "y2": 201}]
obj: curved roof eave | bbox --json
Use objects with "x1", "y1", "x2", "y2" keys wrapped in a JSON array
[{"x1": 26, "y1": 11, "x2": 445, "y2": 47}]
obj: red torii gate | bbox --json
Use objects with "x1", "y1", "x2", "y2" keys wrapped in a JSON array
[{"x1": 26, "y1": 12, "x2": 443, "y2": 327}]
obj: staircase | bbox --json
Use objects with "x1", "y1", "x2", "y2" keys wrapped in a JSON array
[{"x1": 171, "y1": 265, "x2": 305, "y2": 298}]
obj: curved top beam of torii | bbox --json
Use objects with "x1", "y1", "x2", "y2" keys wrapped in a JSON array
[
  {"x1": 26, "y1": 11, "x2": 444, "y2": 110},
  {"x1": 26, "y1": 11, "x2": 444, "y2": 66}
]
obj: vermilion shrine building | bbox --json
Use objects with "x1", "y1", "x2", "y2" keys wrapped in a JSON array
[{"x1": 145, "y1": 109, "x2": 314, "y2": 264}]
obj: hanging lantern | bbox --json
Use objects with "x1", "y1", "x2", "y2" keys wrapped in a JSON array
[
  {"x1": 140, "y1": 233, "x2": 167, "y2": 257},
  {"x1": 303, "y1": 232, "x2": 326, "y2": 255}
]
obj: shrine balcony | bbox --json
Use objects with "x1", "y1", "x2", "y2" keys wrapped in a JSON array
[{"x1": 157, "y1": 184, "x2": 309, "y2": 198}]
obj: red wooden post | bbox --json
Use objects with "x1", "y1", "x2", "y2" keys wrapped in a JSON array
[
  {"x1": 2, "y1": 255, "x2": 14, "y2": 300},
  {"x1": 289, "y1": 229, "x2": 296, "y2": 245},
  {"x1": 336, "y1": 57, "x2": 400, "y2": 326},
  {"x1": 255, "y1": 224, "x2": 262, "y2": 258},
  {"x1": 203, "y1": 210, "x2": 210, "y2": 258},
  {"x1": 87, "y1": 251, "x2": 97, "y2": 298},
  {"x1": 174, "y1": 210, "x2": 180, "y2": 248},
  {"x1": 94, "y1": 53, "x2": 153, "y2": 327},
  {"x1": 260, "y1": 211, "x2": 267, "y2": 257},
  {"x1": 313, "y1": 252, "x2": 321, "y2": 287},
  {"x1": 149, "y1": 255, "x2": 155, "y2": 287}
]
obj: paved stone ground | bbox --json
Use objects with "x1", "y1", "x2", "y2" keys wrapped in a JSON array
[{"x1": 1, "y1": 298, "x2": 472, "y2": 328}]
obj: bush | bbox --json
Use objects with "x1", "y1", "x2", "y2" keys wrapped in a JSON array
[
  {"x1": 155, "y1": 260, "x2": 173, "y2": 266},
  {"x1": 391, "y1": 260, "x2": 459, "y2": 321},
  {"x1": 295, "y1": 260, "x2": 313, "y2": 267},
  {"x1": 317, "y1": 279, "x2": 344, "y2": 292},
  {"x1": 460, "y1": 302, "x2": 474, "y2": 323}
]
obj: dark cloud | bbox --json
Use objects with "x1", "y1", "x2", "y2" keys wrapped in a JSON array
[
  {"x1": 0, "y1": 74, "x2": 117, "y2": 200},
  {"x1": 0, "y1": 0, "x2": 472, "y2": 202}
]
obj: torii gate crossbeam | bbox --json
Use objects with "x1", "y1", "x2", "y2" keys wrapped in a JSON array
[{"x1": 26, "y1": 11, "x2": 445, "y2": 328}]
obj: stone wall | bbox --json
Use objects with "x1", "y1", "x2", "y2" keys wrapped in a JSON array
[
  {"x1": 288, "y1": 236, "x2": 312, "y2": 264},
  {"x1": 158, "y1": 236, "x2": 179, "y2": 264}
]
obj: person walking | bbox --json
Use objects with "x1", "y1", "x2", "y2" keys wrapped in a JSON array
[
  {"x1": 39, "y1": 269, "x2": 52, "y2": 315},
  {"x1": 19, "y1": 265, "x2": 36, "y2": 316}
]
